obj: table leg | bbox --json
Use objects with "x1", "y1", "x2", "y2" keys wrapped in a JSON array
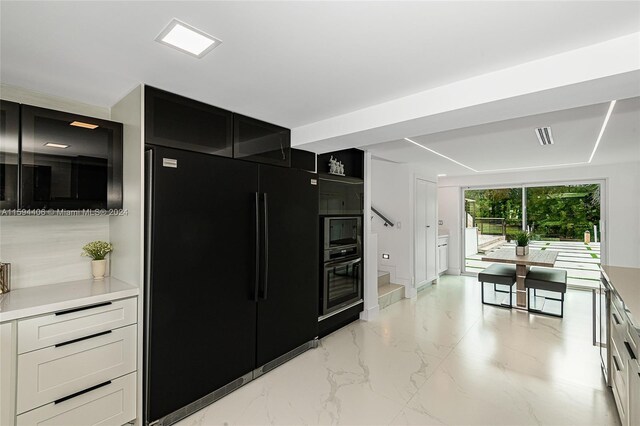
[{"x1": 516, "y1": 264, "x2": 529, "y2": 308}]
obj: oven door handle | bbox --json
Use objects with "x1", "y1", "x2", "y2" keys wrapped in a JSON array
[{"x1": 326, "y1": 257, "x2": 362, "y2": 268}]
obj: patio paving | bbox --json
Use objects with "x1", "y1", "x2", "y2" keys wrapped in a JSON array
[{"x1": 466, "y1": 240, "x2": 601, "y2": 290}]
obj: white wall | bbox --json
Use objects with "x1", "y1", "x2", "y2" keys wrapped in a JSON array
[
  {"x1": 0, "y1": 86, "x2": 113, "y2": 289},
  {"x1": 371, "y1": 158, "x2": 437, "y2": 294},
  {"x1": 438, "y1": 161, "x2": 640, "y2": 273}
]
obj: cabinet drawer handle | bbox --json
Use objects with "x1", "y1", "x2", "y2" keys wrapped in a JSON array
[
  {"x1": 624, "y1": 341, "x2": 637, "y2": 360},
  {"x1": 54, "y1": 380, "x2": 112, "y2": 404},
  {"x1": 55, "y1": 330, "x2": 112, "y2": 348},
  {"x1": 612, "y1": 355, "x2": 621, "y2": 372},
  {"x1": 612, "y1": 312, "x2": 621, "y2": 325},
  {"x1": 55, "y1": 301, "x2": 112, "y2": 316}
]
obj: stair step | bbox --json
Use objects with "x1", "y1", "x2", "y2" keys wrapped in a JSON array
[
  {"x1": 378, "y1": 283, "x2": 404, "y2": 310},
  {"x1": 377, "y1": 271, "x2": 390, "y2": 287}
]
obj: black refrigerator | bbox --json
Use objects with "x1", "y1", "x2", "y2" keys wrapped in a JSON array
[{"x1": 144, "y1": 146, "x2": 318, "y2": 425}]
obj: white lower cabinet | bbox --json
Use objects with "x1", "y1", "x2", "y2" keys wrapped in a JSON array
[
  {"x1": 628, "y1": 358, "x2": 639, "y2": 426},
  {"x1": 17, "y1": 325, "x2": 136, "y2": 414},
  {"x1": 16, "y1": 372, "x2": 136, "y2": 426},
  {"x1": 437, "y1": 236, "x2": 449, "y2": 275},
  {"x1": 2, "y1": 296, "x2": 137, "y2": 426}
]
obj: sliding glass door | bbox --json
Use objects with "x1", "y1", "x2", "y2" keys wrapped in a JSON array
[{"x1": 463, "y1": 182, "x2": 603, "y2": 290}]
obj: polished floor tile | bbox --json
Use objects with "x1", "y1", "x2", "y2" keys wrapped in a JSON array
[{"x1": 175, "y1": 275, "x2": 619, "y2": 426}]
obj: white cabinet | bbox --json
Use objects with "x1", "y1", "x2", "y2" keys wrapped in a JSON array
[
  {"x1": 16, "y1": 373, "x2": 136, "y2": 426},
  {"x1": 608, "y1": 293, "x2": 640, "y2": 426},
  {"x1": 17, "y1": 325, "x2": 136, "y2": 414},
  {"x1": 437, "y1": 236, "x2": 449, "y2": 275},
  {"x1": 415, "y1": 178, "x2": 438, "y2": 286},
  {"x1": 1, "y1": 296, "x2": 137, "y2": 426},
  {"x1": 1, "y1": 322, "x2": 17, "y2": 426}
]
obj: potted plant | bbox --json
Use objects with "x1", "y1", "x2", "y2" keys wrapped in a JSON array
[
  {"x1": 514, "y1": 231, "x2": 530, "y2": 256},
  {"x1": 82, "y1": 241, "x2": 113, "y2": 279}
]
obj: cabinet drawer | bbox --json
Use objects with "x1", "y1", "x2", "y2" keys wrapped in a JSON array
[
  {"x1": 611, "y1": 337, "x2": 628, "y2": 419},
  {"x1": 17, "y1": 324, "x2": 136, "y2": 414},
  {"x1": 18, "y1": 298, "x2": 136, "y2": 354},
  {"x1": 16, "y1": 372, "x2": 135, "y2": 426},
  {"x1": 611, "y1": 302, "x2": 626, "y2": 339}
]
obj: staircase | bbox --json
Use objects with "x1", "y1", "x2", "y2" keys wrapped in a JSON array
[{"x1": 377, "y1": 271, "x2": 404, "y2": 310}]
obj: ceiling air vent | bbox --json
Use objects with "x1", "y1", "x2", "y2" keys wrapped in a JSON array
[{"x1": 535, "y1": 127, "x2": 554, "y2": 145}]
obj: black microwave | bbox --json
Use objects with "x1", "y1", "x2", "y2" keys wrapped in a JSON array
[{"x1": 323, "y1": 216, "x2": 361, "y2": 250}]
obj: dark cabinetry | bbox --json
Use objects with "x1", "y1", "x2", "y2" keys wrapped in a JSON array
[
  {"x1": 20, "y1": 105, "x2": 122, "y2": 209},
  {"x1": 0, "y1": 100, "x2": 20, "y2": 209},
  {"x1": 144, "y1": 86, "x2": 291, "y2": 167},
  {"x1": 233, "y1": 114, "x2": 290, "y2": 167},
  {"x1": 319, "y1": 174, "x2": 364, "y2": 215},
  {"x1": 145, "y1": 86, "x2": 233, "y2": 157}
]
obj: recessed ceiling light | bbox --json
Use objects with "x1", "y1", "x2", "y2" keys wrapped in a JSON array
[
  {"x1": 156, "y1": 19, "x2": 221, "y2": 58},
  {"x1": 437, "y1": 174, "x2": 447, "y2": 177},
  {"x1": 588, "y1": 100, "x2": 616, "y2": 163},
  {"x1": 404, "y1": 138, "x2": 478, "y2": 172},
  {"x1": 70, "y1": 121, "x2": 98, "y2": 129},
  {"x1": 44, "y1": 143, "x2": 69, "y2": 149}
]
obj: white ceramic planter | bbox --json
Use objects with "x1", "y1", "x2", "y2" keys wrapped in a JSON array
[
  {"x1": 516, "y1": 245, "x2": 530, "y2": 256},
  {"x1": 91, "y1": 259, "x2": 107, "y2": 279}
]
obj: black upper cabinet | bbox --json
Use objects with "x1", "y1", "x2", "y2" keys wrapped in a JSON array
[
  {"x1": 20, "y1": 105, "x2": 123, "y2": 210},
  {"x1": 233, "y1": 114, "x2": 291, "y2": 167},
  {"x1": 0, "y1": 100, "x2": 20, "y2": 209},
  {"x1": 145, "y1": 86, "x2": 233, "y2": 157}
]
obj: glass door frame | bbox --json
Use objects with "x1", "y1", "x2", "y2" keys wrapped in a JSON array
[{"x1": 460, "y1": 178, "x2": 607, "y2": 276}]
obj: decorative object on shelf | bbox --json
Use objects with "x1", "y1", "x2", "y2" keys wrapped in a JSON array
[
  {"x1": 328, "y1": 156, "x2": 345, "y2": 176},
  {"x1": 0, "y1": 262, "x2": 11, "y2": 294},
  {"x1": 82, "y1": 241, "x2": 113, "y2": 280},
  {"x1": 514, "y1": 231, "x2": 530, "y2": 256}
]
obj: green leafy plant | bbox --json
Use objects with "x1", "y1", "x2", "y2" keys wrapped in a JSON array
[
  {"x1": 514, "y1": 231, "x2": 530, "y2": 247},
  {"x1": 82, "y1": 241, "x2": 113, "y2": 260}
]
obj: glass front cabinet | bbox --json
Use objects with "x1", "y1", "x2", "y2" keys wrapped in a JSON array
[
  {"x1": 20, "y1": 105, "x2": 123, "y2": 210},
  {"x1": 0, "y1": 100, "x2": 20, "y2": 209}
]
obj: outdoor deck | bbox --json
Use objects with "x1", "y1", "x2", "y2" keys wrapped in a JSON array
[{"x1": 466, "y1": 240, "x2": 601, "y2": 290}]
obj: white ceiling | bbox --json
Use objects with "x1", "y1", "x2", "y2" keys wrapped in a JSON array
[
  {"x1": 362, "y1": 96, "x2": 640, "y2": 176},
  {"x1": 2, "y1": 1, "x2": 640, "y2": 129}
]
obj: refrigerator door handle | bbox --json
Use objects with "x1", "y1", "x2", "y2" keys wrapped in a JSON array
[
  {"x1": 261, "y1": 193, "x2": 269, "y2": 300},
  {"x1": 254, "y1": 192, "x2": 260, "y2": 302}
]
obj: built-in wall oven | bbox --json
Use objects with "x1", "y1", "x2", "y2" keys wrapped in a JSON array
[
  {"x1": 322, "y1": 256, "x2": 362, "y2": 316},
  {"x1": 320, "y1": 216, "x2": 362, "y2": 317}
]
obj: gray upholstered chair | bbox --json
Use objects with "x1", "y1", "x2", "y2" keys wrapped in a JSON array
[
  {"x1": 478, "y1": 264, "x2": 517, "y2": 308},
  {"x1": 525, "y1": 267, "x2": 567, "y2": 318}
]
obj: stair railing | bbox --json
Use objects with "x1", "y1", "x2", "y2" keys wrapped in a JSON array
[{"x1": 371, "y1": 206, "x2": 394, "y2": 227}]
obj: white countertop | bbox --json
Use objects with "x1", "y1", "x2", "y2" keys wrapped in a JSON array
[
  {"x1": 601, "y1": 265, "x2": 640, "y2": 332},
  {"x1": 0, "y1": 277, "x2": 139, "y2": 322}
]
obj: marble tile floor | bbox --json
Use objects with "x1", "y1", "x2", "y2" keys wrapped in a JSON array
[{"x1": 176, "y1": 275, "x2": 619, "y2": 426}]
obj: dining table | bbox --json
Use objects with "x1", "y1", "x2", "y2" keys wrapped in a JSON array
[{"x1": 481, "y1": 247, "x2": 559, "y2": 309}]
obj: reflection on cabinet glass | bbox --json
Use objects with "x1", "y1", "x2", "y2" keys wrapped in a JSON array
[
  {"x1": 20, "y1": 105, "x2": 122, "y2": 210},
  {"x1": 233, "y1": 114, "x2": 290, "y2": 167},
  {"x1": 319, "y1": 175, "x2": 364, "y2": 215},
  {"x1": 1, "y1": 100, "x2": 20, "y2": 209},
  {"x1": 145, "y1": 86, "x2": 233, "y2": 157}
]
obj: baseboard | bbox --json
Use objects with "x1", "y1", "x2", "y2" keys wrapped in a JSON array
[
  {"x1": 404, "y1": 286, "x2": 417, "y2": 299},
  {"x1": 359, "y1": 304, "x2": 379, "y2": 321},
  {"x1": 417, "y1": 281, "x2": 434, "y2": 292},
  {"x1": 445, "y1": 268, "x2": 461, "y2": 275}
]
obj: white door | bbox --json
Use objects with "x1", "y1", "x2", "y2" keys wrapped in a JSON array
[
  {"x1": 425, "y1": 180, "x2": 437, "y2": 281},
  {"x1": 415, "y1": 180, "x2": 427, "y2": 286},
  {"x1": 415, "y1": 179, "x2": 437, "y2": 286}
]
